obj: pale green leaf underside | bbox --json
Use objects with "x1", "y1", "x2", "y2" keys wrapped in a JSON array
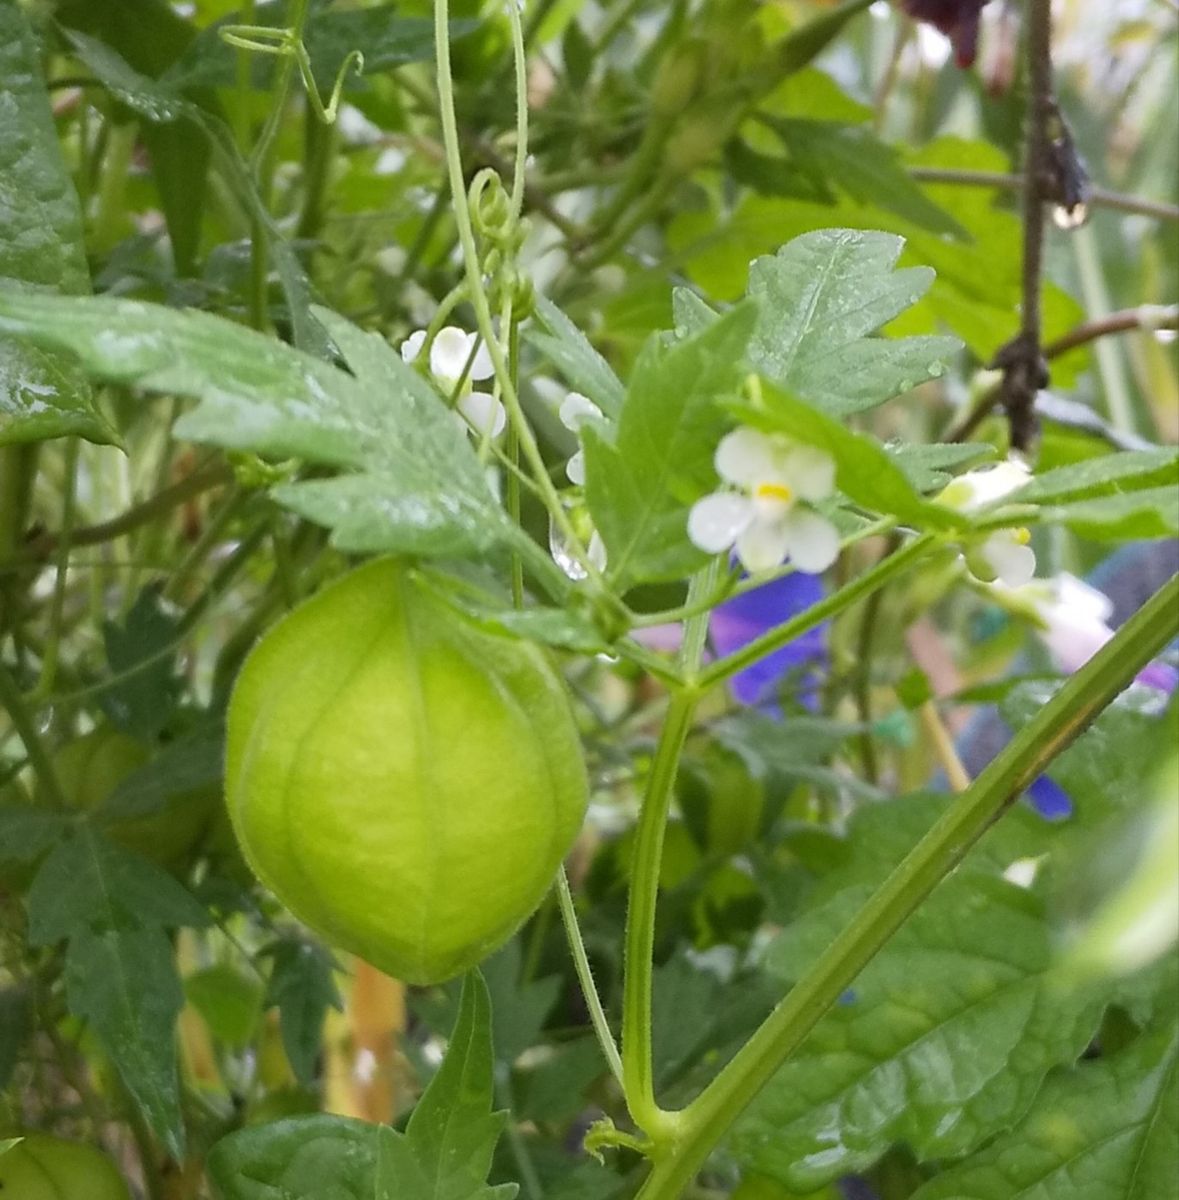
[{"x1": 0, "y1": 289, "x2": 511, "y2": 557}]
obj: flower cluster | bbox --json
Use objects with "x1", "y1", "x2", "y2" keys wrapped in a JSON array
[
  {"x1": 687, "y1": 427, "x2": 840, "y2": 574},
  {"x1": 401, "y1": 325, "x2": 506, "y2": 438}
]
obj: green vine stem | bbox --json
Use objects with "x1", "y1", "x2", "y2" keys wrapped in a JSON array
[
  {"x1": 432, "y1": 0, "x2": 591, "y2": 572},
  {"x1": 635, "y1": 570, "x2": 1179, "y2": 1198},
  {"x1": 697, "y1": 533, "x2": 934, "y2": 689},
  {"x1": 621, "y1": 564, "x2": 718, "y2": 1140}
]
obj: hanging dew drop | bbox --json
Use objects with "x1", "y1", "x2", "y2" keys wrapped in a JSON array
[
  {"x1": 549, "y1": 514, "x2": 589, "y2": 581},
  {"x1": 1052, "y1": 202, "x2": 1089, "y2": 230}
]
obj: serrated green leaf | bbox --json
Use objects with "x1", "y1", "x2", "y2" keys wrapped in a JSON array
[
  {"x1": 526, "y1": 296, "x2": 625, "y2": 419},
  {"x1": 744, "y1": 229, "x2": 960, "y2": 416},
  {"x1": 1034, "y1": 486, "x2": 1179, "y2": 541},
  {"x1": 887, "y1": 442, "x2": 995, "y2": 491},
  {"x1": 263, "y1": 936, "x2": 341, "y2": 1086},
  {"x1": 0, "y1": 7, "x2": 115, "y2": 447},
  {"x1": 26, "y1": 825, "x2": 209, "y2": 944},
  {"x1": 736, "y1": 381, "x2": 961, "y2": 529},
  {"x1": 910, "y1": 1022, "x2": 1179, "y2": 1200},
  {"x1": 730, "y1": 792, "x2": 1101, "y2": 1191},
  {"x1": 0, "y1": 289, "x2": 513, "y2": 557},
  {"x1": 379, "y1": 972, "x2": 517, "y2": 1199},
  {"x1": 583, "y1": 304, "x2": 757, "y2": 586},
  {"x1": 1007, "y1": 449, "x2": 1179, "y2": 505},
  {"x1": 65, "y1": 926, "x2": 187, "y2": 1156},
  {"x1": 96, "y1": 584, "x2": 182, "y2": 739}
]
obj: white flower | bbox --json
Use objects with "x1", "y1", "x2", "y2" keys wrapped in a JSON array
[
  {"x1": 973, "y1": 528, "x2": 1037, "y2": 588},
  {"x1": 401, "y1": 325, "x2": 504, "y2": 438},
  {"x1": 558, "y1": 391, "x2": 603, "y2": 485},
  {"x1": 996, "y1": 573, "x2": 1115, "y2": 673},
  {"x1": 686, "y1": 427, "x2": 840, "y2": 574},
  {"x1": 941, "y1": 458, "x2": 1037, "y2": 588}
]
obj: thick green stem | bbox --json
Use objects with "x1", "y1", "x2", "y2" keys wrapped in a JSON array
[
  {"x1": 621, "y1": 566, "x2": 717, "y2": 1139},
  {"x1": 622, "y1": 688, "x2": 697, "y2": 1138},
  {"x1": 636, "y1": 571, "x2": 1179, "y2": 1199}
]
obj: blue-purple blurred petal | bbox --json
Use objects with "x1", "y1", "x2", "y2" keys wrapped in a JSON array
[
  {"x1": 710, "y1": 572, "x2": 829, "y2": 710},
  {"x1": 1028, "y1": 774, "x2": 1074, "y2": 821},
  {"x1": 1136, "y1": 660, "x2": 1179, "y2": 694}
]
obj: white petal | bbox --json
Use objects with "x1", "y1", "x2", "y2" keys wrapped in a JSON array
[
  {"x1": 735, "y1": 515, "x2": 793, "y2": 573},
  {"x1": 782, "y1": 445, "x2": 836, "y2": 502},
  {"x1": 1052, "y1": 572, "x2": 1114, "y2": 624},
  {"x1": 566, "y1": 449, "x2": 586, "y2": 485},
  {"x1": 468, "y1": 337, "x2": 496, "y2": 381},
  {"x1": 457, "y1": 391, "x2": 507, "y2": 438},
  {"x1": 559, "y1": 392, "x2": 602, "y2": 432},
  {"x1": 942, "y1": 459, "x2": 1032, "y2": 512},
  {"x1": 715, "y1": 427, "x2": 777, "y2": 487},
  {"x1": 982, "y1": 532, "x2": 1037, "y2": 588},
  {"x1": 400, "y1": 329, "x2": 426, "y2": 363},
  {"x1": 781, "y1": 508, "x2": 841, "y2": 573},
  {"x1": 687, "y1": 492, "x2": 753, "y2": 554},
  {"x1": 429, "y1": 326, "x2": 473, "y2": 385}
]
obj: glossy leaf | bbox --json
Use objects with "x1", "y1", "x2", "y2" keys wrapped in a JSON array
[
  {"x1": 731, "y1": 793, "x2": 1101, "y2": 1191},
  {"x1": 0, "y1": 290, "x2": 513, "y2": 558},
  {"x1": 744, "y1": 229, "x2": 961, "y2": 416},
  {"x1": 0, "y1": 6, "x2": 114, "y2": 446},
  {"x1": 911, "y1": 1022, "x2": 1179, "y2": 1200},
  {"x1": 582, "y1": 304, "x2": 757, "y2": 585},
  {"x1": 208, "y1": 1114, "x2": 382, "y2": 1200}
]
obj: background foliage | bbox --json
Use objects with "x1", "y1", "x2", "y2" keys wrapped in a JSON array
[{"x1": 0, "y1": 1, "x2": 1176, "y2": 1198}]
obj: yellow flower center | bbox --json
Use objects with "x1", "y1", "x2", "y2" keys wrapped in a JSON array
[
  {"x1": 755, "y1": 481, "x2": 793, "y2": 504},
  {"x1": 1012, "y1": 527, "x2": 1031, "y2": 545}
]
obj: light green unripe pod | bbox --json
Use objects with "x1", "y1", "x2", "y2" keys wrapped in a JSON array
[
  {"x1": 0, "y1": 1134, "x2": 131, "y2": 1199},
  {"x1": 226, "y1": 559, "x2": 588, "y2": 985}
]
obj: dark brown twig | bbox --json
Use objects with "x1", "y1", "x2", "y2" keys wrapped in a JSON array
[
  {"x1": 945, "y1": 304, "x2": 1179, "y2": 443},
  {"x1": 991, "y1": 0, "x2": 1056, "y2": 454}
]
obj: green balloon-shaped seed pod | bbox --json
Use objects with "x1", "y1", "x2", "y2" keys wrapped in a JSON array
[
  {"x1": 226, "y1": 558, "x2": 589, "y2": 985},
  {"x1": 0, "y1": 1134, "x2": 132, "y2": 1199}
]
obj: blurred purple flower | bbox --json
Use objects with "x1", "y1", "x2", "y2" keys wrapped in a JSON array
[{"x1": 710, "y1": 571, "x2": 828, "y2": 711}]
